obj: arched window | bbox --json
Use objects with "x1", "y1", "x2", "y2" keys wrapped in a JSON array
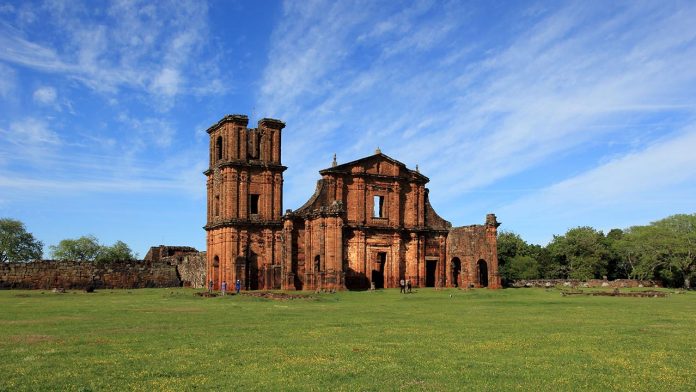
[
  {"x1": 451, "y1": 257, "x2": 461, "y2": 288},
  {"x1": 477, "y1": 259, "x2": 489, "y2": 287},
  {"x1": 215, "y1": 136, "x2": 223, "y2": 161}
]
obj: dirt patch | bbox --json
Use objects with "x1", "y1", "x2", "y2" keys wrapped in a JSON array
[
  {"x1": 137, "y1": 307, "x2": 204, "y2": 313},
  {"x1": 0, "y1": 316, "x2": 85, "y2": 326},
  {"x1": 195, "y1": 292, "x2": 218, "y2": 298},
  {"x1": 241, "y1": 292, "x2": 316, "y2": 300},
  {"x1": 8, "y1": 334, "x2": 59, "y2": 344},
  {"x1": 561, "y1": 289, "x2": 668, "y2": 298}
]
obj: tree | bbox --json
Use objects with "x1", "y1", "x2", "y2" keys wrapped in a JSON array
[
  {"x1": 96, "y1": 240, "x2": 136, "y2": 262},
  {"x1": 0, "y1": 218, "x2": 43, "y2": 262},
  {"x1": 505, "y1": 255, "x2": 540, "y2": 280},
  {"x1": 547, "y1": 227, "x2": 608, "y2": 280},
  {"x1": 50, "y1": 235, "x2": 136, "y2": 262},
  {"x1": 603, "y1": 229, "x2": 626, "y2": 279},
  {"x1": 654, "y1": 214, "x2": 695, "y2": 289},
  {"x1": 50, "y1": 235, "x2": 102, "y2": 262},
  {"x1": 618, "y1": 214, "x2": 696, "y2": 288},
  {"x1": 497, "y1": 231, "x2": 531, "y2": 282}
]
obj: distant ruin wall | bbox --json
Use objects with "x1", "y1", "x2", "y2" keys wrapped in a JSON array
[
  {"x1": 0, "y1": 260, "x2": 181, "y2": 290},
  {"x1": 144, "y1": 246, "x2": 206, "y2": 289},
  {"x1": 510, "y1": 279, "x2": 661, "y2": 288},
  {"x1": 162, "y1": 252, "x2": 206, "y2": 289}
]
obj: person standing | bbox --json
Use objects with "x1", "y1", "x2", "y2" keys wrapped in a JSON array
[
  {"x1": 208, "y1": 279, "x2": 213, "y2": 293},
  {"x1": 221, "y1": 280, "x2": 227, "y2": 296},
  {"x1": 399, "y1": 278, "x2": 405, "y2": 294},
  {"x1": 235, "y1": 279, "x2": 241, "y2": 294},
  {"x1": 407, "y1": 279, "x2": 412, "y2": 293}
]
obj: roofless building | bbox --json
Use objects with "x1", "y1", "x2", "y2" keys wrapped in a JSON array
[{"x1": 204, "y1": 114, "x2": 500, "y2": 291}]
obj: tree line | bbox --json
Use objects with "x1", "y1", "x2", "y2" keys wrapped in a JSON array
[
  {"x1": 1, "y1": 218, "x2": 136, "y2": 263},
  {"x1": 498, "y1": 213, "x2": 695, "y2": 288}
]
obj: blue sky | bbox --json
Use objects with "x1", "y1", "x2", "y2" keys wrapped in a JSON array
[{"x1": 1, "y1": 0, "x2": 695, "y2": 258}]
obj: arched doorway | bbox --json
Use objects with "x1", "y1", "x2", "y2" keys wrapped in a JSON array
[
  {"x1": 371, "y1": 252, "x2": 386, "y2": 289},
  {"x1": 212, "y1": 256, "x2": 220, "y2": 289},
  {"x1": 314, "y1": 255, "x2": 321, "y2": 289},
  {"x1": 477, "y1": 259, "x2": 488, "y2": 287},
  {"x1": 451, "y1": 257, "x2": 461, "y2": 288},
  {"x1": 246, "y1": 252, "x2": 259, "y2": 290}
]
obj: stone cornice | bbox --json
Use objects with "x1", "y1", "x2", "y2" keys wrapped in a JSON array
[
  {"x1": 342, "y1": 224, "x2": 449, "y2": 235},
  {"x1": 203, "y1": 161, "x2": 287, "y2": 175},
  {"x1": 206, "y1": 114, "x2": 249, "y2": 134},
  {"x1": 204, "y1": 219, "x2": 283, "y2": 231},
  {"x1": 258, "y1": 118, "x2": 286, "y2": 130}
]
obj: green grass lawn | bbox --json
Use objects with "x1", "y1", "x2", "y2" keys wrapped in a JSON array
[{"x1": 1, "y1": 287, "x2": 694, "y2": 391}]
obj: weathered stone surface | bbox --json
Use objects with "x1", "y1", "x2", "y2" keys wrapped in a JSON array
[
  {"x1": 511, "y1": 279, "x2": 660, "y2": 288},
  {"x1": 204, "y1": 114, "x2": 500, "y2": 291},
  {"x1": 0, "y1": 260, "x2": 180, "y2": 289},
  {"x1": 144, "y1": 245, "x2": 206, "y2": 288}
]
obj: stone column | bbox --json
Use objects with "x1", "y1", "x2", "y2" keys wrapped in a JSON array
[{"x1": 239, "y1": 171, "x2": 248, "y2": 219}]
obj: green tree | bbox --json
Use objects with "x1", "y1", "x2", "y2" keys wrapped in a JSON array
[
  {"x1": 618, "y1": 214, "x2": 696, "y2": 288},
  {"x1": 96, "y1": 240, "x2": 136, "y2": 262},
  {"x1": 505, "y1": 255, "x2": 540, "y2": 279},
  {"x1": 547, "y1": 227, "x2": 608, "y2": 280},
  {"x1": 654, "y1": 214, "x2": 695, "y2": 289},
  {"x1": 612, "y1": 226, "x2": 653, "y2": 280},
  {"x1": 0, "y1": 218, "x2": 43, "y2": 262},
  {"x1": 50, "y1": 236, "x2": 136, "y2": 262},
  {"x1": 497, "y1": 231, "x2": 531, "y2": 282},
  {"x1": 50, "y1": 235, "x2": 102, "y2": 262},
  {"x1": 604, "y1": 228, "x2": 626, "y2": 279}
]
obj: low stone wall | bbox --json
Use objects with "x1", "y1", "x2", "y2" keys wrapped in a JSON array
[
  {"x1": 510, "y1": 279, "x2": 660, "y2": 288},
  {"x1": 0, "y1": 260, "x2": 181, "y2": 290},
  {"x1": 162, "y1": 252, "x2": 206, "y2": 289}
]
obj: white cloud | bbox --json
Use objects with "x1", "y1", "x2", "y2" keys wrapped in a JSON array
[
  {"x1": 0, "y1": 0, "x2": 224, "y2": 103},
  {"x1": 256, "y1": 1, "x2": 696, "y2": 216},
  {"x1": 4, "y1": 117, "x2": 60, "y2": 145},
  {"x1": 496, "y1": 126, "x2": 696, "y2": 243},
  {"x1": 150, "y1": 67, "x2": 180, "y2": 97},
  {"x1": 32, "y1": 86, "x2": 57, "y2": 104},
  {"x1": 0, "y1": 63, "x2": 16, "y2": 98}
]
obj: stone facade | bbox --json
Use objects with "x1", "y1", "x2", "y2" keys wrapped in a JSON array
[
  {"x1": 205, "y1": 114, "x2": 500, "y2": 291},
  {"x1": 144, "y1": 246, "x2": 206, "y2": 288},
  {"x1": 0, "y1": 260, "x2": 180, "y2": 289}
]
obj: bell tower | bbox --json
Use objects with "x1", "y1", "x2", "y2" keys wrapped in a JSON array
[{"x1": 204, "y1": 114, "x2": 286, "y2": 291}]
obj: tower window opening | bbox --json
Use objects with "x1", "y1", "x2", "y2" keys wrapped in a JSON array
[
  {"x1": 373, "y1": 195, "x2": 385, "y2": 218},
  {"x1": 215, "y1": 195, "x2": 220, "y2": 216},
  {"x1": 250, "y1": 194, "x2": 260, "y2": 215},
  {"x1": 215, "y1": 136, "x2": 223, "y2": 161}
]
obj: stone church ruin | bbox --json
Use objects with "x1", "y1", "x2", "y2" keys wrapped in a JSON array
[{"x1": 205, "y1": 114, "x2": 500, "y2": 291}]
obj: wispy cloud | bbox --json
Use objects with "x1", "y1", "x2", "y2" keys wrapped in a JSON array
[
  {"x1": 32, "y1": 86, "x2": 57, "y2": 105},
  {"x1": 2, "y1": 117, "x2": 60, "y2": 146},
  {"x1": 0, "y1": 0, "x2": 226, "y2": 103},
  {"x1": 257, "y1": 1, "x2": 696, "y2": 221},
  {"x1": 0, "y1": 63, "x2": 17, "y2": 98},
  {"x1": 497, "y1": 125, "x2": 696, "y2": 243}
]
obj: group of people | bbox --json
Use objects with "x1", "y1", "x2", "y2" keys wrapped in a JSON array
[
  {"x1": 209, "y1": 279, "x2": 241, "y2": 295},
  {"x1": 399, "y1": 279, "x2": 412, "y2": 293}
]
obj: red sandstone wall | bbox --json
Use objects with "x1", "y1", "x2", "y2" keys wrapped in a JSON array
[
  {"x1": 0, "y1": 260, "x2": 181, "y2": 289},
  {"x1": 447, "y1": 224, "x2": 501, "y2": 289}
]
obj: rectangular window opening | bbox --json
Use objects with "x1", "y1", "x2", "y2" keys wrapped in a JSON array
[
  {"x1": 215, "y1": 195, "x2": 220, "y2": 216},
  {"x1": 250, "y1": 194, "x2": 260, "y2": 215},
  {"x1": 373, "y1": 195, "x2": 385, "y2": 218}
]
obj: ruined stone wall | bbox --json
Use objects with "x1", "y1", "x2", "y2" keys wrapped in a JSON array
[
  {"x1": 447, "y1": 222, "x2": 501, "y2": 288},
  {"x1": 0, "y1": 260, "x2": 180, "y2": 290},
  {"x1": 144, "y1": 245, "x2": 198, "y2": 262},
  {"x1": 511, "y1": 279, "x2": 661, "y2": 288},
  {"x1": 161, "y1": 251, "x2": 206, "y2": 289}
]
